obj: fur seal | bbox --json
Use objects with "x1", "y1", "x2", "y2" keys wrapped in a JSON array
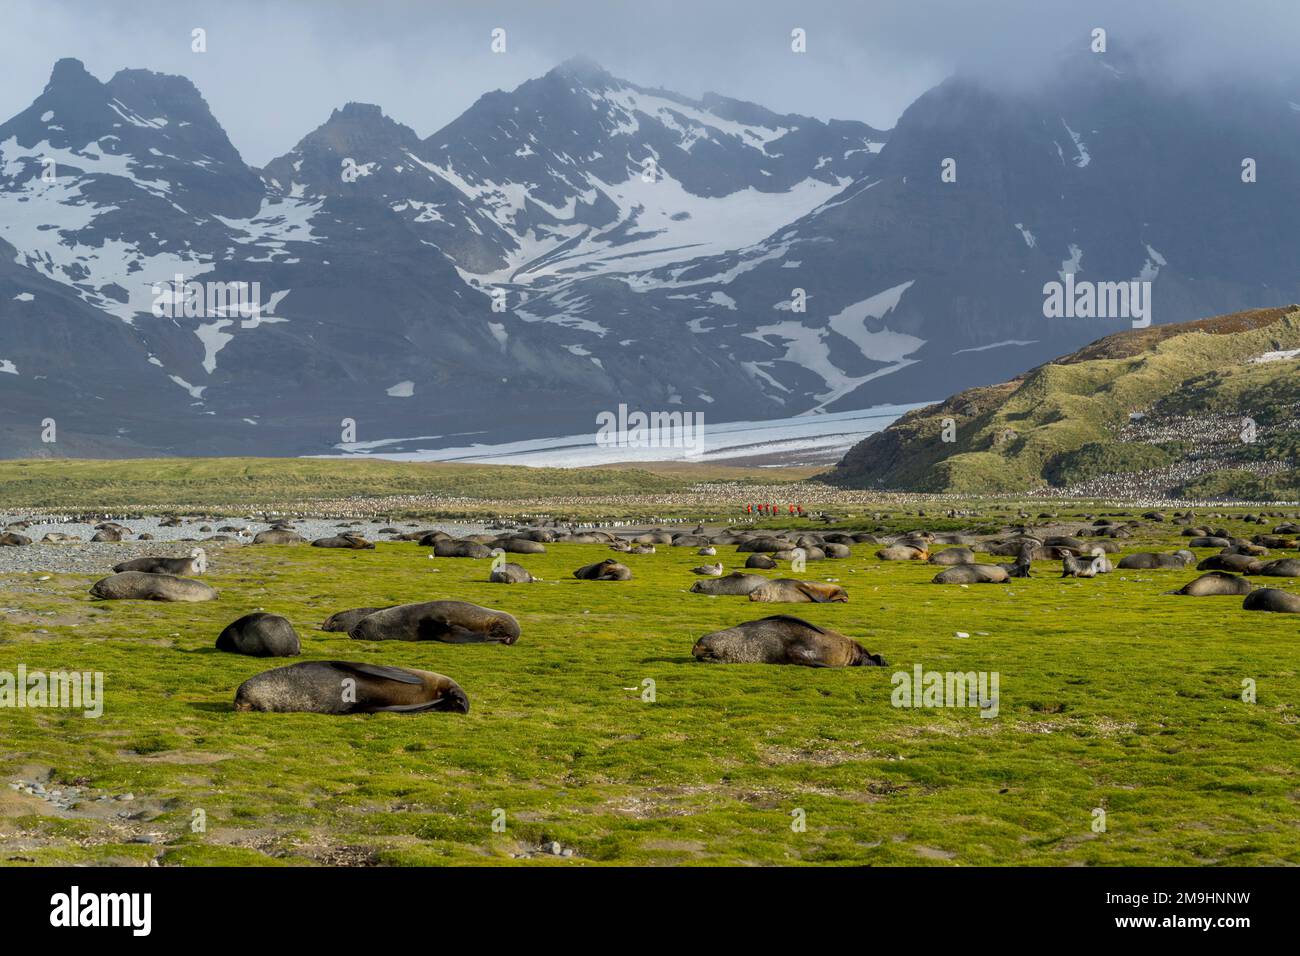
[
  {"x1": 114, "y1": 548, "x2": 207, "y2": 576},
  {"x1": 1197, "y1": 553, "x2": 1260, "y2": 573},
  {"x1": 745, "y1": 553, "x2": 779, "y2": 569},
  {"x1": 932, "y1": 564, "x2": 1010, "y2": 584},
  {"x1": 493, "y1": 537, "x2": 546, "y2": 554},
  {"x1": 1167, "y1": 572, "x2": 1254, "y2": 596},
  {"x1": 748, "y1": 579, "x2": 848, "y2": 603},
  {"x1": 216, "y1": 612, "x2": 301, "y2": 657},
  {"x1": 89, "y1": 571, "x2": 217, "y2": 602},
  {"x1": 433, "y1": 539, "x2": 493, "y2": 558},
  {"x1": 876, "y1": 544, "x2": 928, "y2": 561},
  {"x1": 1118, "y1": 550, "x2": 1195, "y2": 570},
  {"x1": 1247, "y1": 558, "x2": 1300, "y2": 577},
  {"x1": 929, "y1": 547, "x2": 975, "y2": 566},
  {"x1": 690, "y1": 572, "x2": 769, "y2": 595},
  {"x1": 490, "y1": 562, "x2": 536, "y2": 583},
  {"x1": 692, "y1": 615, "x2": 886, "y2": 668},
  {"x1": 1242, "y1": 588, "x2": 1300, "y2": 613},
  {"x1": 349, "y1": 600, "x2": 520, "y2": 644},
  {"x1": 0, "y1": 532, "x2": 32, "y2": 547},
  {"x1": 573, "y1": 559, "x2": 632, "y2": 581},
  {"x1": 234, "y1": 661, "x2": 469, "y2": 714},
  {"x1": 737, "y1": 537, "x2": 796, "y2": 553},
  {"x1": 1062, "y1": 548, "x2": 1113, "y2": 578},
  {"x1": 253, "y1": 529, "x2": 307, "y2": 545},
  {"x1": 312, "y1": 534, "x2": 375, "y2": 550},
  {"x1": 321, "y1": 606, "x2": 393, "y2": 632}
]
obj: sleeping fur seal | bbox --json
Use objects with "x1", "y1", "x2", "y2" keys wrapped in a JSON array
[
  {"x1": 489, "y1": 561, "x2": 536, "y2": 583},
  {"x1": 434, "y1": 539, "x2": 493, "y2": 558},
  {"x1": 1196, "y1": 553, "x2": 1260, "y2": 573},
  {"x1": 1118, "y1": 550, "x2": 1195, "y2": 570},
  {"x1": 492, "y1": 537, "x2": 546, "y2": 554},
  {"x1": 321, "y1": 606, "x2": 394, "y2": 632},
  {"x1": 312, "y1": 534, "x2": 375, "y2": 550},
  {"x1": 928, "y1": 547, "x2": 975, "y2": 566},
  {"x1": 573, "y1": 559, "x2": 632, "y2": 581},
  {"x1": 90, "y1": 571, "x2": 217, "y2": 602},
  {"x1": 690, "y1": 572, "x2": 769, "y2": 595},
  {"x1": 1167, "y1": 572, "x2": 1254, "y2": 596},
  {"x1": 1242, "y1": 588, "x2": 1300, "y2": 613},
  {"x1": 0, "y1": 532, "x2": 32, "y2": 547},
  {"x1": 216, "y1": 612, "x2": 301, "y2": 656},
  {"x1": 234, "y1": 661, "x2": 469, "y2": 714},
  {"x1": 748, "y1": 579, "x2": 848, "y2": 603},
  {"x1": 1247, "y1": 558, "x2": 1300, "y2": 577},
  {"x1": 114, "y1": 547, "x2": 207, "y2": 576},
  {"x1": 349, "y1": 600, "x2": 520, "y2": 643},
  {"x1": 876, "y1": 544, "x2": 928, "y2": 561},
  {"x1": 932, "y1": 564, "x2": 1010, "y2": 584},
  {"x1": 745, "y1": 553, "x2": 779, "y2": 569},
  {"x1": 253, "y1": 529, "x2": 307, "y2": 545},
  {"x1": 692, "y1": 615, "x2": 886, "y2": 668}
]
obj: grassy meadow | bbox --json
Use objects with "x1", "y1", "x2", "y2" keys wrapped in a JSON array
[{"x1": 2, "y1": 515, "x2": 1298, "y2": 866}]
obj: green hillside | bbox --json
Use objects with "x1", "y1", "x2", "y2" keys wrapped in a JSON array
[{"x1": 827, "y1": 306, "x2": 1300, "y2": 498}]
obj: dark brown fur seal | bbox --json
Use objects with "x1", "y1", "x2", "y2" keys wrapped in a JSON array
[
  {"x1": 1167, "y1": 572, "x2": 1254, "y2": 596},
  {"x1": 1197, "y1": 553, "x2": 1260, "y2": 573},
  {"x1": 1242, "y1": 588, "x2": 1300, "y2": 613},
  {"x1": 745, "y1": 553, "x2": 779, "y2": 569},
  {"x1": 748, "y1": 579, "x2": 848, "y2": 603},
  {"x1": 89, "y1": 571, "x2": 217, "y2": 602},
  {"x1": 349, "y1": 600, "x2": 520, "y2": 643},
  {"x1": 932, "y1": 564, "x2": 1010, "y2": 584},
  {"x1": 312, "y1": 534, "x2": 375, "y2": 550},
  {"x1": 433, "y1": 539, "x2": 493, "y2": 558},
  {"x1": 216, "y1": 613, "x2": 301, "y2": 656},
  {"x1": 692, "y1": 615, "x2": 886, "y2": 667},
  {"x1": 321, "y1": 606, "x2": 394, "y2": 632},
  {"x1": 234, "y1": 661, "x2": 469, "y2": 714},
  {"x1": 1248, "y1": 558, "x2": 1300, "y2": 577},
  {"x1": 573, "y1": 559, "x2": 632, "y2": 581}
]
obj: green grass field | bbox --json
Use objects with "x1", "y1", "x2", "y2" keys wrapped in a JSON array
[
  {"x1": 0, "y1": 458, "x2": 820, "y2": 514},
  {"x1": 2, "y1": 520, "x2": 1298, "y2": 866}
]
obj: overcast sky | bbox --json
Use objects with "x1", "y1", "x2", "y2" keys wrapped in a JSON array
[{"x1": 2, "y1": 0, "x2": 1295, "y2": 167}]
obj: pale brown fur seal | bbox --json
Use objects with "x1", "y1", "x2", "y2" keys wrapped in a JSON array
[
  {"x1": 748, "y1": 579, "x2": 848, "y2": 603},
  {"x1": 114, "y1": 547, "x2": 207, "y2": 576},
  {"x1": 89, "y1": 571, "x2": 217, "y2": 602}
]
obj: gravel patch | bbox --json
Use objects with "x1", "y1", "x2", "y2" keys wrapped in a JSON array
[{"x1": 0, "y1": 514, "x2": 495, "y2": 575}]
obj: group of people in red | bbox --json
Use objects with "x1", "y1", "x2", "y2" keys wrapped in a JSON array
[{"x1": 746, "y1": 503, "x2": 805, "y2": 516}]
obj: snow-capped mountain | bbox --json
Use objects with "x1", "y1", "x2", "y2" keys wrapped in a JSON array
[{"x1": 0, "y1": 49, "x2": 1296, "y2": 457}]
